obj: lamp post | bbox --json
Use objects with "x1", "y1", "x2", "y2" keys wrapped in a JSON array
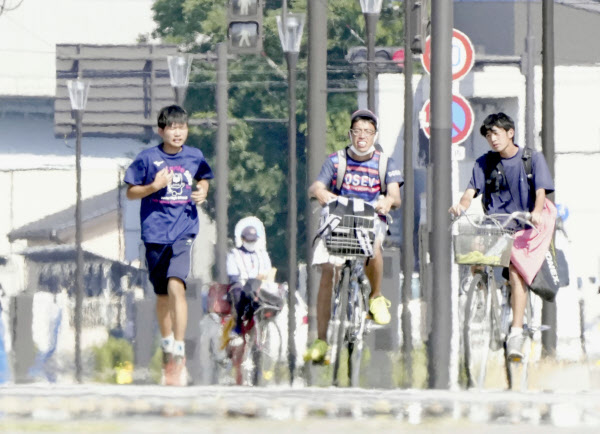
[
  {"x1": 359, "y1": 0, "x2": 382, "y2": 112},
  {"x1": 67, "y1": 79, "x2": 90, "y2": 383},
  {"x1": 277, "y1": 10, "x2": 305, "y2": 385},
  {"x1": 167, "y1": 55, "x2": 192, "y2": 106}
]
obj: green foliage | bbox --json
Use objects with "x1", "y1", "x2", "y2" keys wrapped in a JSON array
[
  {"x1": 150, "y1": 0, "x2": 406, "y2": 277},
  {"x1": 92, "y1": 337, "x2": 134, "y2": 383}
]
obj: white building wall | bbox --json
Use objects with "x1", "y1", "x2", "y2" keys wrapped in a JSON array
[{"x1": 0, "y1": 0, "x2": 156, "y2": 96}]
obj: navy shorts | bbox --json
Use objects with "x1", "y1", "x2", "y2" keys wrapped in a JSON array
[{"x1": 145, "y1": 237, "x2": 195, "y2": 295}]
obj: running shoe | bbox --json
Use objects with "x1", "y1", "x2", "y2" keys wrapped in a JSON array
[
  {"x1": 165, "y1": 355, "x2": 188, "y2": 387},
  {"x1": 369, "y1": 295, "x2": 391, "y2": 325},
  {"x1": 506, "y1": 333, "x2": 525, "y2": 362},
  {"x1": 303, "y1": 338, "x2": 329, "y2": 364}
]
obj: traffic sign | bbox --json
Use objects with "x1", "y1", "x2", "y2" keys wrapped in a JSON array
[
  {"x1": 421, "y1": 29, "x2": 475, "y2": 81},
  {"x1": 419, "y1": 94, "x2": 475, "y2": 145}
]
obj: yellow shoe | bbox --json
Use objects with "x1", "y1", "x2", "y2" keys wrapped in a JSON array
[
  {"x1": 220, "y1": 316, "x2": 235, "y2": 350},
  {"x1": 369, "y1": 295, "x2": 391, "y2": 325},
  {"x1": 303, "y1": 339, "x2": 329, "y2": 364}
]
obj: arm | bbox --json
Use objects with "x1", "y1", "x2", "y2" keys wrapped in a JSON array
[
  {"x1": 308, "y1": 180, "x2": 337, "y2": 206},
  {"x1": 375, "y1": 182, "x2": 401, "y2": 214},
  {"x1": 530, "y1": 188, "x2": 546, "y2": 226},
  {"x1": 191, "y1": 179, "x2": 209, "y2": 205},
  {"x1": 126, "y1": 167, "x2": 172, "y2": 200},
  {"x1": 449, "y1": 188, "x2": 476, "y2": 216}
]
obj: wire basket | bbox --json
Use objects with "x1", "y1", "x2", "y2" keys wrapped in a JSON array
[
  {"x1": 324, "y1": 214, "x2": 377, "y2": 257},
  {"x1": 452, "y1": 216, "x2": 514, "y2": 267}
]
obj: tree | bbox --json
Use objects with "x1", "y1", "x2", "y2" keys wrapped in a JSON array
[{"x1": 150, "y1": 0, "x2": 405, "y2": 278}]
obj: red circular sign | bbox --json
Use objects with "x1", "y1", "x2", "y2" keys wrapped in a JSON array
[
  {"x1": 421, "y1": 29, "x2": 475, "y2": 81},
  {"x1": 419, "y1": 94, "x2": 475, "y2": 145}
]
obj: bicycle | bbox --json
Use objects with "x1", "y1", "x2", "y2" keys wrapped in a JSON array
[
  {"x1": 316, "y1": 196, "x2": 388, "y2": 387},
  {"x1": 201, "y1": 280, "x2": 285, "y2": 386},
  {"x1": 453, "y1": 211, "x2": 548, "y2": 391}
]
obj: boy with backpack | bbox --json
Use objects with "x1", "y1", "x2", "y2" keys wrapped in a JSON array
[
  {"x1": 449, "y1": 112, "x2": 554, "y2": 359},
  {"x1": 304, "y1": 109, "x2": 404, "y2": 363},
  {"x1": 124, "y1": 105, "x2": 214, "y2": 386}
]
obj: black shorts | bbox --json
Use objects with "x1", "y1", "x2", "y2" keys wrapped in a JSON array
[{"x1": 145, "y1": 237, "x2": 194, "y2": 295}]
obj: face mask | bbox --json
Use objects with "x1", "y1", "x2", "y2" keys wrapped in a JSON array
[
  {"x1": 242, "y1": 241, "x2": 256, "y2": 252},
  {"x1": 349, "y1": 144, "x2": 375, "y2": 157}
]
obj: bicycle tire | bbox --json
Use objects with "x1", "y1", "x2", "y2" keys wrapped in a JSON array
[
  {"x1": 348, "y1": 279, "x2": 368, "y2": 387},
  {"x1": 488, "y1": 278, "x2": 504, "y2": 352},
  {"x1": 332, "y1": 267, "x2": 350, "y2": 387},
  {"x1": 463, "y1": 272, "x2": 492, "y2": 389}
]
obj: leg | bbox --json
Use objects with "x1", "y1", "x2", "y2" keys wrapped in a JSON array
[
  {"x1": 365, "y1": 238, "x2": 384, "y2": 298},
  {"x1": 316, "y1": 264, "x2": 336, "y2": 341},
  {"x1": 509, "y1": 264, "x2": 527, "y2": 328},
  {"x1": 365, "y1": 238, "x2": 391, "y2": 325},
  {"x1": 156, "y1": 295, "x2": 172, "y2": 338},
  {"x1": 168, "y1": 277, "x2": 188, "y2": 342}
]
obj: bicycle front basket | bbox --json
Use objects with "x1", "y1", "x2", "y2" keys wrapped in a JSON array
[
  {"x1": 324, "y1": 214, "x2": 377, "y2": 257},
  {"x1": 453, "y1": 216, "x2": 514, "y2": 267}
]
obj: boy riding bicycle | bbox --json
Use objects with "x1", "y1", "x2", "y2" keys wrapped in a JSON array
[
  {"x1": 305, "y1": 109, "x2": 404, "y2": 363},
  {"x1": 449, "y1": 112, "x2": 554, "y2": 360}
]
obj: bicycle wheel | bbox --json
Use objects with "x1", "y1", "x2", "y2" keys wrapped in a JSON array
[
  {"x1": 331, "y1": 267, "x2": 350, "y2": 387},
  {"x1": 348, "y1": 280, "x2": 368, "y2": 387},
  {"x1": 463, "y1": 272, "x2": 492, "y2": 388}
]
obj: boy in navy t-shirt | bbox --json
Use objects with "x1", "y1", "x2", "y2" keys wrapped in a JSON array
[
  {"x1": 449, "y1": 112, "x2": 554, "y2": 361},
  {"x1": 124, "y1": 105, "x2": 214, "y2": 386}
]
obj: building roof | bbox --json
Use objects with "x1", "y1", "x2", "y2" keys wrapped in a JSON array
[{"x1": 8, "y1": 188, "x2": 123, "y2": 242}]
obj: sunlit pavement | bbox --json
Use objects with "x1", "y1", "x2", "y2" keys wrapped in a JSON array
[{"x1": 0, "y1": 384, "x2": 599, "y2": 430}]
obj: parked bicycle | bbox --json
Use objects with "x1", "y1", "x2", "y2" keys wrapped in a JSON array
[
  {"x1": 316, "y1": 197, "x2": 389, "y2": 387},
  {"x1": 453, "y1": 211, "x2": 548, "y2": 391}
]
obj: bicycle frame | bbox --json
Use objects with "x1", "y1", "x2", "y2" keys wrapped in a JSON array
[{"x1": 328, "y1": 258, "x2": 371, "y2": 387}]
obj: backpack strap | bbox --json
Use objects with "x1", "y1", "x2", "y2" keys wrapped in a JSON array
[
  {"x1": 378, "y1": 152, "x2": 389, "y2": 195},
  {"x1": 335, "y1": 149, "x2": 347, "y2": 194}
]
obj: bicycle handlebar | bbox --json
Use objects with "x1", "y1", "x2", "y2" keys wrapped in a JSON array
[
  {"x1": 311, "y1": 196, "x2": 393, "y2": 223},
  {"x1": 454, "y1": 211, "x2": 535, "y2": 231}
]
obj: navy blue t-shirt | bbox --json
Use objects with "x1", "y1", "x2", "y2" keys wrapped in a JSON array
[
  {"x1": 124, "y1": 144, "x2": 214, "y2": 244},
  {"x1": 316, "y1": 149, "x2": 404, "y2": 205},
  {"x1": 468, "y1": 146, "x2": 554, "y2": 215}
]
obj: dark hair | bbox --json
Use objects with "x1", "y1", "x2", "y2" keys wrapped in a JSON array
[
  {"x1": 479, "y1": 112, "x2": 515, "y2": 137},
  {"x1": 157, "y1": 105, "x2": 188, "y2": 129}
]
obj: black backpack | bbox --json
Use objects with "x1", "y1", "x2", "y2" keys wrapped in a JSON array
[{"x1": 482, "y1": 147, "x2": 534, "y2": 212}]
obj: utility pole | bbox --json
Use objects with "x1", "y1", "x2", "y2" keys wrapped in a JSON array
[
  {"x1": 426, "y1": 0, "x2": 453, "y2": 389},
  {"x1": 541, "y1": 0, "x2": 557, "y2": 358},
  {"x1": 401, "y1": 0, "x2": 415, "y2": 388},
  {"x1": 215, "y1": 42, "x2": 229, "y2": 283},
  {"x1": 305, "y1": 0, "x2": 328, "y2": 375}
]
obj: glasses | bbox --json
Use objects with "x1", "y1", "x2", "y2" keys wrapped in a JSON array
[{"x1": 349, "y1": 129, "x2": 376, "y2": 137}]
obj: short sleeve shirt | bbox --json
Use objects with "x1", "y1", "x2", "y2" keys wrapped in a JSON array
[
  {"x1": 124, "y1": 144, "x2": 214, "y2": 244},
  {"x1": 316, "y1": 149, "x2": 404, "y2": 204},
  {"x1": 468, "y1": 146, "x2": 554, "y2": 215}
]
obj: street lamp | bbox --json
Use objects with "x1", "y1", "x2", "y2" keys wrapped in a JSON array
[
  {"x1": 359, "y1": 0, "x2": 383, "y2": 112},
  {"x1": 67, "y1": 79, "x2": 90, "y2": 383},
  {"x1": 167, "y1": 55, "x2": 192, "y2": 106},
  {"x1": 277, "y1": 10, "x2": 305, "y2": 385}
]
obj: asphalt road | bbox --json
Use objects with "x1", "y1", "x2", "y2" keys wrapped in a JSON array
[{"x1": 1, "y1": 384, "x2": 599, "y2": 432}]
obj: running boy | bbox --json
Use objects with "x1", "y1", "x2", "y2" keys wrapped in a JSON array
[{"x1": 125, "y1": 105, "x2": 214, "y2": 386}]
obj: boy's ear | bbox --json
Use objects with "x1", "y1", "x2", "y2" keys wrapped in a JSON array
[{"x1": 157, "y1": 127, "x2": 165, "y2": 138}]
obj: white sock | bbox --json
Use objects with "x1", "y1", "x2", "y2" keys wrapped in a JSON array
[
  {"x1": 173, "y1": 340, "x2": 185, "y2": 357},
  {"x1": 161, "y1": 334, "x2": 174, "y2": 353},
  {"x1": 509, "y1": 327, "x2": 523, "y2": 338}
]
